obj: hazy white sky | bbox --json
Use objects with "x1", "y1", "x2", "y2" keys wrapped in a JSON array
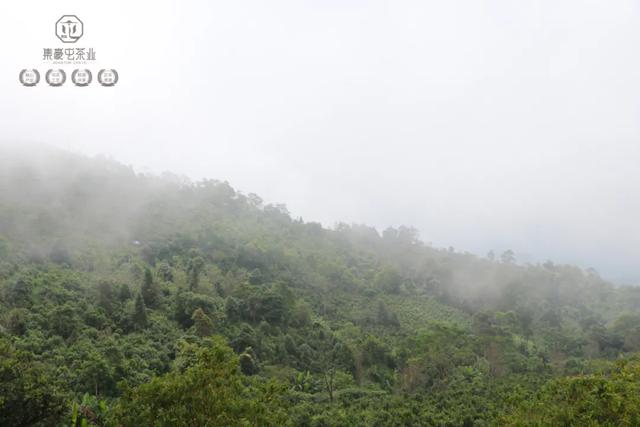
[{"x1": 1, "y1": 1, "x2": 640, "y2": 282}]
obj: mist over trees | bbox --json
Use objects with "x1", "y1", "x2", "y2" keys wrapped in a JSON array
[{"x1": 2, "y1": 147, "x2": 640, "y2": 426}]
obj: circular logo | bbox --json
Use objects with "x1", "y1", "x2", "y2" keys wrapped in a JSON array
[
  {"x1": 19, "y1": 69, "x2": 40, "y2": 87},
  {"x1": 72, "y1": 69, "x2": 92, "y2": 86},
  {"x1": 98, "y1": 69, "x2": 119, "y2": 87},
  {"x1": 56, "y1": 15, "x2": 84, "y2": 43},
  {"x1": 46, "y1": 69, "x2": 67, "y2": 87}
]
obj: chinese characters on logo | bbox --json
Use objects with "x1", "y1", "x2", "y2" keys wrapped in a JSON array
[
  {"x1": 19, "y1": 69, "x2": 40, "y2": 87},
  {"x1": 45, "y1": 69, "x2": 66, "y2": 86},
  {"x1": 71, "y1": 69, "x2": 92, "y2": 86},
  {"x1": 43, "y1": 48, "x2": 96, "y2": 62},
  {"x1": 97, "y1": 69, "x2": 119, "y2": 87}
]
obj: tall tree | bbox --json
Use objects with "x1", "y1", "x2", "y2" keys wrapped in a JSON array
[
  {"x1": 118, "y1": 283, "x2": 132, "y2": 302},
  {"x1": 132, "y1": 292, "x2": 148, "y2": 329},
  {"x1": 187, "y1": 256, "x2": 205, "y2": 291},
  {"x1": 141, "y1": 267, "x2": 159, "y2": 307},
  {"x1": 97, "y1": 280, "x2": 114, "y2": 311},
  {"x1": 192, "y1": 308, "x2": 214, "y2": 337}
]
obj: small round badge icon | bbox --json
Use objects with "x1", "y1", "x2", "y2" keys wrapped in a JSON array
[
  {"x1": 72, "y1": 69, "x2": 93, "y2": 86},
  {"x1": 46, "y1": 69, "x2": 67, "y2": 87},
  {"x1": 19, "y1": 69, "x2": 40, "y2": 87},
  {"x1": 98, "y1": 69, "x2": 119, "y2": 87}
]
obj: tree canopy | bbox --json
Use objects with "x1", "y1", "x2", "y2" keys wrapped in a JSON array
[{"x1": 1, "y1": 149, "x2": 639, "y2": 426}]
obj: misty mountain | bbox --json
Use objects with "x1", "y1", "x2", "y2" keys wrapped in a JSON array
[{"x1": 2, "y1": 147, "x2": 640, "y2": 425}]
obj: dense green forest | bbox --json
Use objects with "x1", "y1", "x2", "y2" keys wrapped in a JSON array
[{"x1": 2, "y1": 147, "x2": 640, "y2": 426}]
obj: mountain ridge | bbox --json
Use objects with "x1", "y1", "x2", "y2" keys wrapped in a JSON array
[{"x1": 2, "y1": 146, "x2": 640, "y2": 425}]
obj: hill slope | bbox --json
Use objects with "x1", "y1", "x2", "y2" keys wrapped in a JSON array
[{"x1": 2, "y1": 147, "x2": 640, "y2": 426}]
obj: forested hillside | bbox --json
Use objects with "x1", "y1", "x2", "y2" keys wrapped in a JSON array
[{"x1": 2, "y1": 147, "x2": 640, "y2": 426}]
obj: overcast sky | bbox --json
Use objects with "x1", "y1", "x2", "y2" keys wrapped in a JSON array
[{"x1": 1, "y1": 1, "x2": 640, "y2": 283}]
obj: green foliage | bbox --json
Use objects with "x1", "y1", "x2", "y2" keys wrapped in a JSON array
[
  {"x1": 239, "y1": 347, "x2": 259, "y2": 375},
  {"x1": 187, "y1": 253, "x2": 205, "y2": 291},
  {"x1": 111, "y1": 337, "x2": 290, "y2": 426},
  {"x1": 191, "y1": 307, "x2": 214, "y2": 337},
  {"x1": 132, "y1": 292, "x2": 148, "y2": 329},
  {"x1": 401, "y1": 322, "x2": 478, "y2": 391},
  {"x1": 1, "y1": 149, "x2": 640, "y2": 426},
  {"x1": 117, "y1": 283, "x2": 132, "y2": 302},
  {"x1": 174, "y1": 290, "x2": 220, "y2": 328},
  {"x1": 69, "y1": 394, "x2": 110, "y2": 427},
  {"x1": 4, "y1": 308, "x2": 28, "y2": 336},
  {"x1": 0, "y1": 338, "x2": 66, "y2": 426},
  {"x1": 505, "y1": 358, "x2": 640, "y2": 426},
  {"x1": 141, "y1": 267, "x2": 160, "y2": 308}
]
